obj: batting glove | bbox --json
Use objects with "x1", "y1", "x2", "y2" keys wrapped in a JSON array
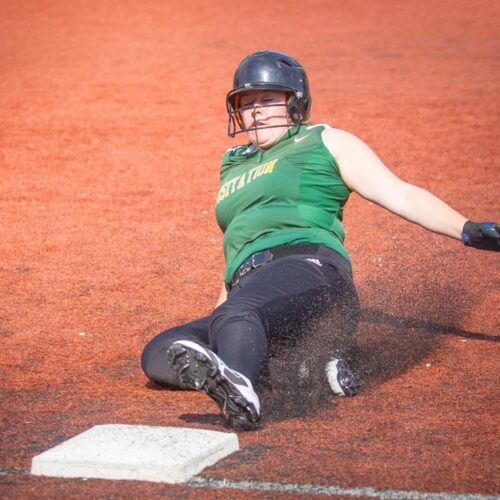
[{"x1": 461, "y1": 221, "x2": 500, "y2": 251}]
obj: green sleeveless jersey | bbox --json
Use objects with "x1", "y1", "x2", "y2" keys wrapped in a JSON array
[{"x1": 215, "y1": 124, "x2": 352, "y2": 283}]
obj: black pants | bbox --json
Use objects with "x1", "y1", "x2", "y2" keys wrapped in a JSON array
[{"x1": 141, "y1": 245, "x2": 360, "y2": 389}]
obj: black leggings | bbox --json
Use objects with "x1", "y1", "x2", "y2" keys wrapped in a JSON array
[{"x1": 141, "y1": 246, "x2": 360, "y2": 388}]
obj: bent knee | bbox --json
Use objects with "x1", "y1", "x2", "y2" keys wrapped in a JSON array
[{"x1": 141, "y1": 331, "x2": 206, "y2": 387}]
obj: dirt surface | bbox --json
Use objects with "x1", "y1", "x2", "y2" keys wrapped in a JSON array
[{"x1": 1, "y1": 0, "x2": 499, "y2": 497}]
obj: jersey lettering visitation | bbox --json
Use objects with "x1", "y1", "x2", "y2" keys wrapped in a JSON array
[{"x1": 216, "y1": 159, "x2": 278, "y2": 204}]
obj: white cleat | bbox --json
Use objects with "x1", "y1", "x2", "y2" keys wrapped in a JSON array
[
  {"x1": 325, "y1": 358, "x2": 360, "y2": 396},
  {"x1": 166, "y1": 340, "x2": 261, "y2": 430}
]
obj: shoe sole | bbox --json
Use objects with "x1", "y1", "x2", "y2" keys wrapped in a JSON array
[{"x1": 166, "y1": 343, "x2": 260, "y2": 431}]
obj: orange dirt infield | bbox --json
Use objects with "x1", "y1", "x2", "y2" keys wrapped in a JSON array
[{"x1": 1, "y1": 0, "x2": 499, "y2": 497}]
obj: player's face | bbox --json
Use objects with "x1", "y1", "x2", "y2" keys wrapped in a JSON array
[{"x1": 239, "y1": 90, "x2": 290, "y2": 149}]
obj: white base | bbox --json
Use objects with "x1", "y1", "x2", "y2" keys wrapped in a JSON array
[{"x1": 31, "y1": 424, "x2": 239, "y2": 483}]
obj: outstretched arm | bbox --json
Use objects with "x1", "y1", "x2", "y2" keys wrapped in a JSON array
[{"x1": 323, "y1": 128, "x2": 467, "y2": 239}]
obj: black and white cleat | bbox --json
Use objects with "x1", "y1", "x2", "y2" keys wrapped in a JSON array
[
  {"x1": 325, "y1": 358, "x2": 360, "y2": 396},
  {"x1": 166, "y1": 340, "x2": 261, "y2": 430}
]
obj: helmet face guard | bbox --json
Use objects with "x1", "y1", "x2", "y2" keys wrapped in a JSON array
[
  {"x1": 227, "y1": 92, "x2": 297, "y2": 138},
  {"x1": 226, "y1": 51, "x2": 311, "y2": 138}
]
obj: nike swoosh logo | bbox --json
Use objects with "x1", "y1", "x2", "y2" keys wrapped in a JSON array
[{"x1": 294, "y1": 134, "x2": 311, "y2": 143}]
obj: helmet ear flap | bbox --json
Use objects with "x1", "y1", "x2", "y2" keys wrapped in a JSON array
[
  {"x1": 287, "y1": 94, "x2": 303, "y2": 123},
  {"x1": 290, "y1": 106, "x2": 302, "y2": 123}
]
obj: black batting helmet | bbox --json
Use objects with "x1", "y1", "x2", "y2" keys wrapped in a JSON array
[{"x1": 226, "y1": 50, "x2": 311, "y2": 137}]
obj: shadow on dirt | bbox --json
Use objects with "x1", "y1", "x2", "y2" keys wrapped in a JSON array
[
  {"x1": 361, "y1": 308, "x2": 499, "y2": 342},
  {"x1": 178, "y1": 413, "x2": 226, "y2": 426},
  {"x1": 145, "y1": 380, "x2": 183, "y2": 391},
  {"x1": 357, "y1": 307, "x2": 499, "y2": 383}
]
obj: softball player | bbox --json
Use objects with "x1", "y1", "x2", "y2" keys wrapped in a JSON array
[{"x1": 141, "y1": 50, "x2": 499, "y2": 430}]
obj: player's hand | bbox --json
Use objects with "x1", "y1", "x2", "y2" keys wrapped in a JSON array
[{"x1": 461, "y1": 221, "x2": 500, "y2": 251}]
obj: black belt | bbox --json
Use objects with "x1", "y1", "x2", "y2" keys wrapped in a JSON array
[{"x1": 229, "y1": 244, "x2": 321, "y2": 289}]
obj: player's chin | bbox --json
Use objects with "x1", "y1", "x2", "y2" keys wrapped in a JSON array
[
  {"x1": 245, "y1": 129, "x2": 262, "y2": 146},
  {"x1": 246, "y1": 128, "x2": 277, "y2": 148}
]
